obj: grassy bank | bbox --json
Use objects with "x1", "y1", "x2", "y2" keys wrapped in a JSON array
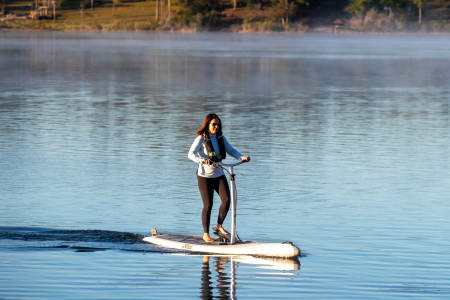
[
  {"x1": 1, "y1": 0, "x2": 311, "y2": 32},
  {"x1": 2, "y1": 0, "x2": 450, "y2": 32},
  {"x1": 2, "y1": 0, "x2": 175, "y2": 31}
]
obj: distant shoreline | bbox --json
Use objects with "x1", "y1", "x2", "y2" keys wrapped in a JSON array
[
  {"x1": 3, "y1": 0, "x2": 450, "y2": 34},
  {"x1": 3, "y1": 26, "x2": 450, "y2": 34}
]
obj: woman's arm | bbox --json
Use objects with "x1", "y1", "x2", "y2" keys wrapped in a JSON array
[{"x1": 188, "y1": 135, "x2": 204, "y2": 164}]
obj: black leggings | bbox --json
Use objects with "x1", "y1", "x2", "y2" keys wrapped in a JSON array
[{"x1": 197, "y1": 175, "x2": 230, "y2": 234}]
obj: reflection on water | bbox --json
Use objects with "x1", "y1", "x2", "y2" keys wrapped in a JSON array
[
  {"x1": 199, "y1": 255, "x2": 300, "y2": 300},
  {"x1": 201, "y1": 256, "x2": 231, "y2": 300}
]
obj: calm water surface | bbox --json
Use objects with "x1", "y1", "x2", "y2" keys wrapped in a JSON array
[{"x1": 1, "y1": 32, "x2": 449, "y2": 299}]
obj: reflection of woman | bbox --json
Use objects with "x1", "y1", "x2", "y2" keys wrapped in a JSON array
[
  {"x1": 200, "y1": 256, "x2": 213, "y2": 300},
  {"x1": 188, "y1": 114, "x2": 250, "y2": 242},
  {"x1": 200, "y1": 256, "x2": 230, "y2": 300}
]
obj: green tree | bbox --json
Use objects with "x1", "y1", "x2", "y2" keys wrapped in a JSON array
[
  {"x1": 267, "y1": 0, "x2": 286, "y2": 22},
  {"x1": 267, "y1": 0, "x2": 308, "y2": 24},
  {"x1": 345, "y1": 0, "x2": 372, "y2": 17},
  {"x1": 413, "y1": 0, "x2": 424, "y2": 24},
  {"x1": 181, "y1": 0, "x2": 219, "y2": 27}
]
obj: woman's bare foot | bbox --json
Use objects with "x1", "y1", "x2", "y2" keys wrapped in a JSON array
[
  {"x1": 203, "y1": 233, "x2": 214, "y2": 242},
  {"x1": 215, "y1": 224, "x2": 229, "y2": 235}
]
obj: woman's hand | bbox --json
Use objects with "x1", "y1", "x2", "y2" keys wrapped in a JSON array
[
  {"x1": 241, "y1": 156, "x2": 251, "y2": 163},
  {"x1": 202, "y1": 159, "x2": 213, "y2": 165}
]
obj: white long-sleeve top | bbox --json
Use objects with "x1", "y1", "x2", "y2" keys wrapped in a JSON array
[{"x1": 188, "y1": 134, "x2": 244, "y2": 178}]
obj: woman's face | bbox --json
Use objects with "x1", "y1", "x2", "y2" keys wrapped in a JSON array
[{"x1": 208, "y1": 118, "x2": 220, "y2": 135}]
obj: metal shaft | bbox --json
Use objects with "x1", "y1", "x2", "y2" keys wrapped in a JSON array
[{"x1": 229, "y1": 166, "x2": 236, "y2": 244}]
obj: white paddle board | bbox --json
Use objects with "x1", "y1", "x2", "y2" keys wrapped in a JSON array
[{"x1": 143, "y1": 230, "x2": 300, "y2": 258}]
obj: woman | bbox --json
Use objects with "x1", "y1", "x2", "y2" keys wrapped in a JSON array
[{"x1": 188, "y1": 114, "x2": 250, "y2": 242}]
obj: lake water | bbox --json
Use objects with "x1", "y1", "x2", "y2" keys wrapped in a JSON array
[{"x1": 1, "y1": 31, "x2": 449, "y2": 299}]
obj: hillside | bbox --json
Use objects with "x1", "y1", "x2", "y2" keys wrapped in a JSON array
[{"x1": 1, "y1": 0, "x2": 450, "y2": 32}]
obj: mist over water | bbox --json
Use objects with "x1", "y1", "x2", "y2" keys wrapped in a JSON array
[{"x1": 1, "y1": 32, "x2": 449, "y2": 299}]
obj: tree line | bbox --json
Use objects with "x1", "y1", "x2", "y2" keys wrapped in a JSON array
[
  {"x1": 180, "y1": 0, "x2": 430, "y2": 27},
  {"x1": 345, "y1": 0, "x2": 426, "y2": 24},
  {"x1": 1, "y1": 0, "x2": 437, "y2": 28}
]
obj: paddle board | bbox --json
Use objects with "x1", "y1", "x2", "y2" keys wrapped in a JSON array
[{"x1": 143, "y1": 229, "x2": 300, "y2": 258}]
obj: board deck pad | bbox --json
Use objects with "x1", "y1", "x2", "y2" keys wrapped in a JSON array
[{"x1": 161, "y1": 234, "x2": 226, "y2": 245}]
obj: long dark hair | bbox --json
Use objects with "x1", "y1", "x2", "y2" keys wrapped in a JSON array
[{"x1": 196, "y1": 113, "x2": 222, "y2": 137}]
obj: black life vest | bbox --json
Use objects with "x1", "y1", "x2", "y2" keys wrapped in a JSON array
[{"x1": 202, "y1": 132, "x2": 226, "y2": 162}]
